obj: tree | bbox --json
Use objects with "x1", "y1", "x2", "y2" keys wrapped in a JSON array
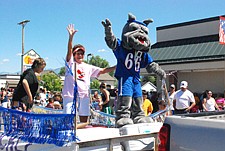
[
  {"x1": 88, "y1": 55, "x2": 109, "y2": 68},
  {"x1": 59, "y1": 67, "x2": 65, "y2": 76},
  {"x1": 90, "y1": 79, "x2": 100, "y2": 89},
  {"x1": 41, "y1": 72, "x2": 62, "y2": 91},
  {"x1": 141, "y1": 75, "x2": 156, "y2": 85},
  {"x1": 88, "y1": 55, "x2": 115, "y2": 76}
]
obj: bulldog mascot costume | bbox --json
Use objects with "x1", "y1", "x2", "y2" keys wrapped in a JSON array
[{"x1": 102, "y1": 13, "x2": 166, "y2": 128}]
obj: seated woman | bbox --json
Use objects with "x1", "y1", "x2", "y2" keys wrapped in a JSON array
[
  {"x1": 53, "y1": 101, "x2": 62, "y2": 109},
  {"x1": 91, "y1": 91, "x2": 102, "y2": 111},
  {"x1": 203, "y1": 90, "x2": 221, "y2": 111},
  {"x1": 158, "y1": 100, "x2": 171, "y2": 116},
  {"x1": 156, "y1": 100, "x2": 170, "y2": 122},
  {"x1": 46, "y1": 98, "x2": 54, "y2": 109},
  {"x1": 53, "y1": 92, "x2": 63, "y2": 108},
  {"x1": 190, "y1": 93, "x2": 201, "y2": 113},
  {"x1": 215, "y1": 93, "x2": 224, "y2": 110}
]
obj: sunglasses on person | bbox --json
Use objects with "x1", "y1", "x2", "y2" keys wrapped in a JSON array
[
  {"x1": 76, "y1": 52, "x2": 84, "y2": 55},
  {"x1": 73, "y1": 50, "x2": 85, "y2": 56}
]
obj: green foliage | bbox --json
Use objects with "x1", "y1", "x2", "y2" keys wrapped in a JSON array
[
  {"x1": 90, "y1": 79, "x2": 100, "y2": 89},
  {"x1": 141, "y1": 75, "x2": 156, "y2": 85},
  {"x1": 88, "y1": 55, "x2": 109, "y2": 68},
  {"x1": 114, "y1": 80, "x2": 118, "y2": 88},
  {"x1": 88, "y1": 55, "x2": 115, "y2": 77},
  {"x1": 41, "y1": 72, "x2": 62, "y2": 91},
  {"x1": 59, "y1": 67, "x2": 65, "y2": 76},
  {"x1": 108, "y1": 71, "x2": 114, "y2": 77}
]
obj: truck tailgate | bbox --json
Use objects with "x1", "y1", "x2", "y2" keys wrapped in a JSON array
[{"x1": 164, "y1": 115, "x2": 225, "y2": 151}]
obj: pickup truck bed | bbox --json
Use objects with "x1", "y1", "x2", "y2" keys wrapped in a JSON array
[{"x1": 158, "y1": 111, "x2": 225, "y2": 151}]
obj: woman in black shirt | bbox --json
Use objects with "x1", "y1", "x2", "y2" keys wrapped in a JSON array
[
  {"x1": 99, "y1": 83, "x2": 112, "y2": 114},
  {"x1": 12, "y1": 58, "x2": 46, "y2": 112}
]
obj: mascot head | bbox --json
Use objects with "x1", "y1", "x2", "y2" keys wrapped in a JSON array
[{"x1": 122, "y1": 13, "x2": 153, "y2": 52}]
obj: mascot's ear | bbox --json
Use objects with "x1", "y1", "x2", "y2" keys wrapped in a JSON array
[
  {"x1": 143, "y1": 19, "x2": 153, "y2": 26},
  {"x1": 128, "y1": 13, "x2": 136, "y2": 21}
]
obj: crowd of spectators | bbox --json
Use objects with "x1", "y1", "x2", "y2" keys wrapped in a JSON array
[
  {"x1": 32, "y1": 87, "x2": 63, "y2": 110},
  {"x1": 145, "y1": 82, "x2": 225, "y2": 115},
  {"x1": 1, "y1": 81, "x2": 224, "y2": 116},
  {"x1": 0, "y1": 86, "x2": 63, "y2": 110}
]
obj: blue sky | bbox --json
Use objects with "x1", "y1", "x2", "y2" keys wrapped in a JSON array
[{"x1": 1, "y1": 0, "x2": 225, "y2": 73}]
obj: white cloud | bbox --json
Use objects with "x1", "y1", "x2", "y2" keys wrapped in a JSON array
[
  {"x1": 97, "y1": 49, "x2": 109, "y2": 52},
  {"x1": 16, "y1": 53, "x2": 22, "y2": 56},
  {"x1": 2, "y1": 59, "x2": 9, "y2": 62},
  {"x1": 45, "y1": 57, "x2": 49, "y2": 60}
]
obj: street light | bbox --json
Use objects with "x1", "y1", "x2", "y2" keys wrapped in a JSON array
[
  {"x1": 18, "y1": 20, "x2": 30, "y2": 74},
  {"x1": 87, "y1": 53, "x2": 93, "y2": 63}
]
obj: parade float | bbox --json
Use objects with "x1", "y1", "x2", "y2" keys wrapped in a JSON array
[
  {"x1": 0, "y1": 13, "x2": 171, "y2": 151},
  {"x1": 0, "y1": 103, "x2": 167, "y2": 151},
  {"x1": 0, "y1": 79, "x2": 169, "y2": 151}
]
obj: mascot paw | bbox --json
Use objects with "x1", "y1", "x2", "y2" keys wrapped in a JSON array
[
  {"x1": 101, "y1": 19, "x2": 112, "y2": 28},
  {"x1": 133, "y1": 116, "x2": 153, "y2": 124},
  {"x1": 116, "y1": 118, "x2": 134, "y2": 128},
  {"x1": 146, "y1": 62, "x2": 166, "y2": 79},
  {"x1": 101, "y1": 18, "x2": 115, "y2": 42}
]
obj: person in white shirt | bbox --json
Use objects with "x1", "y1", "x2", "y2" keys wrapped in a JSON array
[
  {"x1": 202, "y1": 90, "x2": 221, "y2": 111},
  {"x1": 173, "y1": 81, "x2": 196, "y2": 114},
  {"x1": 168, "y1": 84, "x2": 176, "y2": 114},
  {"x1": 62, "y1": 24, "x2": 115, "y2": 123},
  {"x1": 39, "y1": 88, "x2": 47, "y2": 107}
]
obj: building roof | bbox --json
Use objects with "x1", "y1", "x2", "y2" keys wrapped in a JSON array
[
  {"x1": 157, "y1": 15, "x2": 224, "y2": 31},
  {"x1": 96, "y1": 73, "x2": 116, "y2": 81},
  {"x1": 141, "y1": 81, "x2": 157, "y2": 92},
  {"x1": 150, "y1": 34, "x2": 225, "y2": 64}
]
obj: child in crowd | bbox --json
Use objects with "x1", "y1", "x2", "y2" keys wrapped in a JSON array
[
  {"x1": 46, "y1": 98, "x2": 54, "y2": 109},
  {"x1": 91, "y1": 91, "x2": 102, "y2": 111},
  {"x1": 142, "y1": 90, "x2": 153, "y2": 116}
]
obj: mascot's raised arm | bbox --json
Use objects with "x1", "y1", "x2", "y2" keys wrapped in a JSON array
[{"x1": 102, "y1": 13, "x2": 166, "y2": 128}]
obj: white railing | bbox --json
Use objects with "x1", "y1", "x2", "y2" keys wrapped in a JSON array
[{"x1": 76, "y1": 132, "x2": 158, "y2": 151}]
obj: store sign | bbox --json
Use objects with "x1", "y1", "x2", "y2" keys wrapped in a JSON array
[{"x1": 23, "y1": 49, "x2": 40, "y2": 71}]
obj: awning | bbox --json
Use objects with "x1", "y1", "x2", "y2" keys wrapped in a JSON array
[
  {"x1": 150, "y1": 34, "x2": 225, "y2": 64},
  {"x1": 7, "y1": 80, "x2": 19, "y2": 88}
]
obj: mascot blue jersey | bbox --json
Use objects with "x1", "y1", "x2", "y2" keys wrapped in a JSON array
[
  {"x1": 114, "y1": 39, "x2": 153, "y2": 81},
  {"x1": 114, "y1": 39, "x2": 153, "y2": 97}
]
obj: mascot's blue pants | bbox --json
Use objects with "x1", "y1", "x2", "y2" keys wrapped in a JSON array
[{"x1": 117, "y1": 76, "x2": 142, "y2": 97}]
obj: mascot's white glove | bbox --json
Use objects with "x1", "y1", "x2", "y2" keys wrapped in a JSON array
[{"x1": 146, "y1": 62, "x2": 166, "y2": 79}]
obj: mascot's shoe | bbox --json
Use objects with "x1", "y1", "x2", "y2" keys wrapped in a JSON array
[
  {"x1": 116, "y1": 118, "x2": 134, "y2": 128},
  {"x1": 133, "y1": 116, "x2": 152, "y2": 124},
  {"x1": 131, "y1": 97, "x2": 151, "y2": 124}
]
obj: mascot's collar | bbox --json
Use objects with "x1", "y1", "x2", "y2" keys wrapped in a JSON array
[{"x1": 127, "y1": 20, "x2": 147, "y2": 27}]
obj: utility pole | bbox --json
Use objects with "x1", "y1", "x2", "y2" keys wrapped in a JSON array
[{"x1": 18, "y1": 20, "x2": 30, "y2": 74}]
